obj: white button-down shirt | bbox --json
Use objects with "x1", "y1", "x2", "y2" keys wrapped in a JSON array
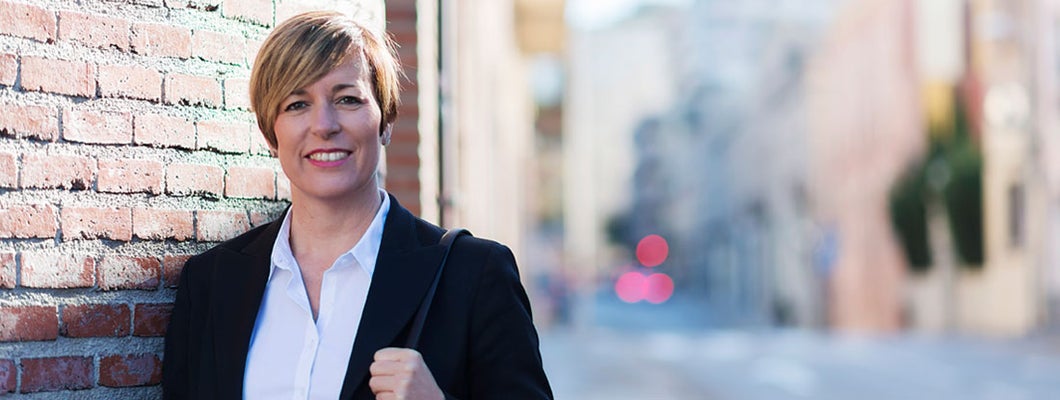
[{"x1": 244, "y1": 192, "x2": 390, "y2": 400}]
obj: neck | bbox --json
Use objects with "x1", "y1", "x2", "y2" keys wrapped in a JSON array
[{"x1": 287, "y1": 187, "x2": 383, "y2": 271}]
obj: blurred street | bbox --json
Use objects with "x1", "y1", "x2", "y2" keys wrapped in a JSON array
[{"x1": 540, "y1": 293, "x2": 1060, "y2": 400}]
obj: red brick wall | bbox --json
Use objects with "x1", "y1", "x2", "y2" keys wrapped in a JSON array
[
  {"x1": 0, "y1": 0, "x2": 419, "y2": 397},
  {"x1": 385, "y1": 0, "x2": 422, "y2": 215}
]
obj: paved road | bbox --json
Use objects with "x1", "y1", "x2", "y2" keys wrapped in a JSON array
[
  {"x1": 540, "y1": 328, "x2": 1060, "y2": 400},
  {"x1": 538, "y1": 293, "x2": 1060, "y2": 399}
]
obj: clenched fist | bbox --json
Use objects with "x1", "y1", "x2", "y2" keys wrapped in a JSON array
[{"x1": 369, "y1": 348, "x2": 445, "y2": 400}]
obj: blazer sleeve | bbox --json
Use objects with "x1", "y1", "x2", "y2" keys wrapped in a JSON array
[
  {"x1": 162, "y1": 257, "x2": 196, "y2": 400},
  {"x1": 463, "y1": 243, "x2": 554, "y2": 400}
]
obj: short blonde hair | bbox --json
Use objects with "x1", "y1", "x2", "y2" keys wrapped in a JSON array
[{"x1": 249, "y1": 11, "x2": 401, "y2": 148}]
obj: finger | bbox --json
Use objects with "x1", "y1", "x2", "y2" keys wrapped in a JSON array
[
  {"x1": 372, "y1": 358, "x2": 420, "y2": 376},
  {"x1": 375, "y1": 393, "x2": 398, "y2": 400},
  {"x1": 370, "y1": 359, "x2": 407, "y2": 375},
  {"x1": 374, "y1": 347, "x2": 420, "y2": 362},
  {"x1": 368, "y1": 374, "x2": 386, "y2": 393},
  {"x1": 369, "y1": 375, "x2": 403, "y2": 393},
  {"x1": 370, "y1": 375, "x2": 412, "y2": 398}
]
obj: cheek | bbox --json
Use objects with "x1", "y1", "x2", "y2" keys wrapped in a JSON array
[{"x1": 272, "y1": 119, "x2": 298, "y2": 149}]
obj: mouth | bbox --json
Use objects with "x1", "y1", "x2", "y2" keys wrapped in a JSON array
[{"x1": 306, "y1": 150, "x2": 352, "y2": 162}]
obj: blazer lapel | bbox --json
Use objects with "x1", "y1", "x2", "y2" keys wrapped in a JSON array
[
  {"x1": 339, "y1": 195, "x2": 446, "y2": 399},
  {"x1": 212, "y1": 219, "x2": 279, "y2": 398}
]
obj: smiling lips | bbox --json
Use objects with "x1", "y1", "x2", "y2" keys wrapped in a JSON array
[{"x1": 306, "y1": 149, "x2": 351, "y2": 166}]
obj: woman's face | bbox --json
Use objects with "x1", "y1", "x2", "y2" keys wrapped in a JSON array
[{"x1": 272, "y1": 52, "x2": 388, "y2": 204}]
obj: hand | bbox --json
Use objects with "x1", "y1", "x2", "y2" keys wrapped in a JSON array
[{"x1": 369, "y1": 347, "x2": 444, "y2": 400}]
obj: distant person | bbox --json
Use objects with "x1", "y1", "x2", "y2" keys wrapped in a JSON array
[{"x1": 162, "y1": 11, "x2": 553, "y2": 399}]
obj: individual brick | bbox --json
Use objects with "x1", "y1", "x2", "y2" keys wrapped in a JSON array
[
  {"x1": 19, "y1": 356, "x2": 93, "y2": 393},
  {"x1": 63, "y1": 108, "x2": 134, "y2": 144},
  {"x1": 0, "y1": 103, "x2": 58, "y2": 141},
  {"x1": 0, "y1": 359, "x2": 14, "y2": 393},
  {"x1": 134, "y1": 113, "x2": 196, "y2": 149},
  {"x1": 249, "y1": 210, "x2": 274, "y2": 227},
  {"x1": 222, "y1": 0, "x2": 272, "y2": 26},
  {"x1": 132, "y1": 208, "x2": 194, "y2": 241},
  {"x1": 192, "y1": 29, "x2": 244, "y2": 64},
  {"x1": 20, "y1": 57, "x2": 95, "y2": 98},
  {"x1": 0, "y1": 204, "x2": 57, "y2": 239},
  {"x1": 60, "y1": 206, "x2": 133, "y2": 241},
  {"x1": 58, "y1": 11, "x2": 130, "y2": 50},
  {"x1": 0, "y1": 53, "x2": 15, "y2": 86},
  {"x1": 197, "y1": 119, "x2": 250, "y2": 154},
  {"x1": 0, "y1": 253, "x2": 14, "y2": 289},
  {"x1": 60, "y1": 304, "x2": 131, "y2": 337},
  {"x1": 224, "y1": 166, "x2": 274, "y2": 199},
  {"x1": 249, "y1": 124, "x2": 272, "y2": 155},
  {"x1": 162, "y1": 255, "x2": 190, "y2": 288},
  {"x1": 244, "y1": 37, "x2": 264, "y2": 65},
  {"x1": 133, "y1": 303, "x2": 172, "y2": 337},
  {"x1": 166, "y1": 0, "x2": 221, "y2": 11},
  {"x1": 130, "y1": 22, "x2": 191, "y2": 58},
  {"x1": 20, "y1": 153, "x2": 94, "y2": 190},
  {"x1": 99, "y1": 353, "x2": 162, "y2": 387},
  {"x1": 165, "y1": 163, "x2": 224, "y2": 197},
  {"x1": 97, "y1": 158, "x2": 165, "y2": 194},
  {"x1": 99, "y1": 64, "x2": 163, "y2": 101},
  {"x1": 98, "y1": 256, "x2": 161, "y2": 290},
  {"x1": 223, "y1": 77, "x2": 250, "y2": 110},
  {"x1": 0, "y1": 151, "x2": 15, "y2": 188},
  {"x1": 0, "y1": 306, "x2": 58, "y2": 342},
  {"x1": 196, "y1": 209, "x2": 249, "y2": 242},
  {"x1": 164, "y1": 74, "x2": 221, "y2": 108},
  {"x1": 0, "y1": 0, "x2": 56, "y2": 42},
  {"x1": 20, "y1": 253, "x2": 95, "y2": 289}
]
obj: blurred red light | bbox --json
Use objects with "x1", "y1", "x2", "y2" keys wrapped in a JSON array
[
  {"x1": 636, "y1": 234, "x2": 669, "y2": 267},
  {"x1": 644, "y1": 273, "x2": 674, "y2": 304},
  {"x1": 615, "y1": 271, "x2": 647, "y2": 303}
]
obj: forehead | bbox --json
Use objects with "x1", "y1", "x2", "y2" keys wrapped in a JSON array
[{"x1": 306, "y1": 50, "x2": 370, "y2": 88}]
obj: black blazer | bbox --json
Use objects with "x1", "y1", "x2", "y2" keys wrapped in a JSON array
[{"x1": 162, "y1": 194, "x2": 553, "y2": 399}]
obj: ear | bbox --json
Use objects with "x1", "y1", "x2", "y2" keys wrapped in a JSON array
[{"x1": 380, "y1": 123, "x2": 392, "y2": 146}]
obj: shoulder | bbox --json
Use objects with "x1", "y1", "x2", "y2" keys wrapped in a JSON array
[
  {"x1": 409, "y1": 216, "x2": 512, "y2": 262},
  {"x1": 180, "y1": 220, "x2": 279, "y2": 280}
]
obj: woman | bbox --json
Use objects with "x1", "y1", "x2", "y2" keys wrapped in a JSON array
[{"x1": 163, "y1": 11, "x2": 553, "y2": 400}]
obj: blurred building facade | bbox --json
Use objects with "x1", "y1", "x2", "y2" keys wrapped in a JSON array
[
  {"x1": 423, "y1": 0, "x2": 566, "y2": 321},
  {"x1": 566, "y1": 0, "x2": 840, "y2": 327},
  {"x1": 967, "y1": 0, "x2": 1053, "y2": 335},
  {"x1": 886, "y1": 0, "x2": 1056, "y2": 336},
  {"x1": 563, "y1": 6, "x2": 679, "y2": 288},
  {"x1": 571, "y1": 0, "x2": 1060, "y2": 335},
  {"x1": 805, "y1": 0, "x2": 923, "y2": 332},
  {"x1": 1037, "y1": 0, "x2": 1060, "y2": 330}
]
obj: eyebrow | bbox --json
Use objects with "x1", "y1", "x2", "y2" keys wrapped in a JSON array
[
  {"x1": 288, "y1": 84, "x2": 361, "y2": 97},
  {"x1": 331, "y1": 83, "x2": 360, "y2": 93}
]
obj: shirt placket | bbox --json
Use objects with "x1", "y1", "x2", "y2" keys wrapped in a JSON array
[{"x1": 293, "y1": 313, "x2": 320, "y2": 399}]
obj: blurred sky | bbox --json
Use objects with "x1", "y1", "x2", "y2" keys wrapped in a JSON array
[{"x1": 566, "y1": 0, "x2": 692, "y2": 29}]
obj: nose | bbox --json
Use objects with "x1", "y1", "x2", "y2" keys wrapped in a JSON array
[{"x1": 309, "y1": 103, "x2": 340, "y2": 139}]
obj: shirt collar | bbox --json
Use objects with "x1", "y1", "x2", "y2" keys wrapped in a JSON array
[
  {"x1": 353, "y1": 190, "x2": 389, "y2": 277},
  {"x1": 269, "y1": 190, "x2": 391, "y2": 280}
]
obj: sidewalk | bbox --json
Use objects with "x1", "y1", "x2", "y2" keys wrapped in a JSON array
[
  {"x1": 540, "y1": 328, "x2": 1060, "y2": 400},
  {"x1": 539, "y1": 291, "x2": 1060, "y2": 399}
]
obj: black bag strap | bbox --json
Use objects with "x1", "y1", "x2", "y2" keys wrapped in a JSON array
[{"x1": 404, "y1": 228, "x2": 469, "y2": 349}]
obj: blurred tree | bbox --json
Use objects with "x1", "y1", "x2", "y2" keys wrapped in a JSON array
[
  {"x1": 889, "y1": 90, "x2": 983, "y2": 272},
  {"x1": 890, "y1": 165, "x2": 932, "y2": 271},
  {"x1": 941, "y1": 97, "x2": 983, "y2": 266}
]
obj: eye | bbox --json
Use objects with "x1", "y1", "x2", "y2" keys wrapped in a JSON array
[
  {"x1": 337, "y1": 96, "x2": 364, "y2": 105},
  {"x1": 283, "y1": 101, "x2": 308, "y2": 112}
]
